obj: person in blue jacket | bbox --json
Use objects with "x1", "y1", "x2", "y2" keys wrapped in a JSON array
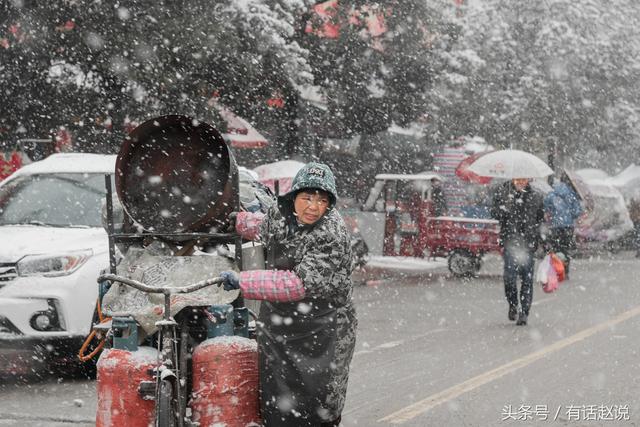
[{"x1": 544, "y1": 175, "x2": 584, "y2": 278}]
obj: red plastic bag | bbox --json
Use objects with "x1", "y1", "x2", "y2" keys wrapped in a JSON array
[
  {"x1": 543, "y1": 268, "x2": 559, "y2": 293},
  {"x1": 549, "y1": 253, "x2": 566, "y2": 282}
]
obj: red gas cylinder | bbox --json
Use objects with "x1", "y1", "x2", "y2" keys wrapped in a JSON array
[
  {"x1": 96, "y1": 347, "x2": 158, "y2": 427},
  {"x1": 191, "y1": 336, "x2": 261, "y2": 426}
]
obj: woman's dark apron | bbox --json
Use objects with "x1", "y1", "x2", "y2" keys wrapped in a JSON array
[{"x1": 257, "y1": 240, "x2": 340, "y2": 426}]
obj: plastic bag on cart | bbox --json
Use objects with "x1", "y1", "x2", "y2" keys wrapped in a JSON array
[
  {"x1": 238, "y1": 166, "x2": 275, "y2": 213},
  {"x1": 101, "y1": 246, "x2": 239, "y2": 336}
]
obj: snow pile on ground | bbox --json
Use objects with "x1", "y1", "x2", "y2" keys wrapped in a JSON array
[{"x1": 366, "y1": 256, "x2": 447, "y2": 272}]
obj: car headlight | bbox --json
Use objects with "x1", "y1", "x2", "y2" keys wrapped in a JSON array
[{"x1": 17, "y1": 250, "x2": 93, "y2": 277}]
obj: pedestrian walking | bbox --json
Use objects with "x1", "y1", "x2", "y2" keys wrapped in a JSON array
[
  {"x1": 543, "y1": 176, "x2": 583, "y2": 277},
  {"x1": 491, "y1": 178, "x2": 545, "y2": 326},
  {"x1": 628, "y1": 197, "x2": 640, "y2": 258},
  {"x1": 220, "y1": 162, "x2": 357, "y2": 426}
]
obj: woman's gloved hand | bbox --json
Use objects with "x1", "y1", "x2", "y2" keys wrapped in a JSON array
[{"x1": 220, "y1": 271, "x2": 240, "y2": 291}]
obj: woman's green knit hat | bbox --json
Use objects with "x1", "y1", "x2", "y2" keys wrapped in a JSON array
[{"x1": 284, "y1": 162, "x2": 337, "y2": 206}]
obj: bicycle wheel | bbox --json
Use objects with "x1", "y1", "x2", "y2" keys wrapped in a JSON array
[{"x1": 157, "y1": 379, "x2": 175, "y2": 427}]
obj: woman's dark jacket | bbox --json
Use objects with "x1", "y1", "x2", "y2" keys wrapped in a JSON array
[{"x1": 257, "y1": 201, "x2": 357, "y2": 426}]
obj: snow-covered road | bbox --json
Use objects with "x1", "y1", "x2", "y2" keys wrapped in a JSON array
[
  {"x1": 345, "y1": 252, "x2": 640, "y2": 426},
  {"x1": 1, "y1": 252, "x2": 639, "y2": 426}
]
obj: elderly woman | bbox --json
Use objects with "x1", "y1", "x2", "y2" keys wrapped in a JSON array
[{"x1": 220, "y1": 162, "x2": 357, "y2": 427}]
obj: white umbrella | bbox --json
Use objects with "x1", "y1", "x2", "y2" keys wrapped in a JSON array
[
  {"x1": 253, "y1": 160, "x2": 305, "y2": 194},
  {"x1": 467, "y1": 149, "x2": 553, "y2": 179}
]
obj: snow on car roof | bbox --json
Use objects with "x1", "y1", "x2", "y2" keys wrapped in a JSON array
[
  {"x1": 375, "y1": 173, "x2": 445, "y2": 181},
  {"x1": 12, "y1": 153, "x2": 117, "y2": 176}
]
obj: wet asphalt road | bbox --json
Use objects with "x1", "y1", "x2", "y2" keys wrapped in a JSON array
[
  {"x1": 345, "y1": 252, "x2": 640, "y2": 427},
  {"x1": 1, "y1": 252, "x2": 640, "y2": 426}
]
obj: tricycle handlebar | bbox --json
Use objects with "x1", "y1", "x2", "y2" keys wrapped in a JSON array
[{"x1": 98, "y1": 274, "x2": 224, "y2": 295}]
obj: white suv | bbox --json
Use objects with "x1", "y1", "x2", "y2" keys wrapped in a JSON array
[{"x1": 0, "y1": 153, "x2": 115, "y2": 374}]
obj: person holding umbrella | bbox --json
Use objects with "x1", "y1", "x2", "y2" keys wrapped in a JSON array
[
  {"x1": 491, "y1": 178, "x2": 545, "y2": 325},
  {"x1": 468, "y1": 150, "x2": 551, "y2": 326}
]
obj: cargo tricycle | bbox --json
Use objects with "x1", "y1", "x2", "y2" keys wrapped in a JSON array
[
  {"x1": 81, "y1": 116, "x2": 264, "y2": 427},
  {"x1": 363, "y1": 173, "x2": 501, "y2": 276}
]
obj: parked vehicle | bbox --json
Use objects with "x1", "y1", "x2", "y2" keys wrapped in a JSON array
[
  {"x1": 0, "y1": 153, "x2": 116, "y2": 374},
  {"x1": 362, "y1": 173, "x2": 501, "y2": 276},
  {"x1": 424, "y1": 216, "x2": 501, "y2": 276},
  {"x1": 575, "y1": 180, "x2": 634, "y2": 254},
  {"x1": 556, "y1": 169, "x2": 634, "y2": 254},
  {"x1": 0, "y1": 137, "x2": 61, "y2": 183}
]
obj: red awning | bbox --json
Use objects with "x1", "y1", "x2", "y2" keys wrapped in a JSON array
[
  {"x1": 455, "y1": 151, "x2": 494, "y2": 184},
  {"x1": 215, "y1": 104, "x2": 269, "y2": 149}
]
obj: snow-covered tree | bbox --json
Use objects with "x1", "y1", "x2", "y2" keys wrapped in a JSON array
[
  {"x1": 431, "y1": 0, "x2": 640, "y2": 170},
  {"x1": 301, "y1": 0, "x2": 459, "y2": 137},
  {"x1": 297, "y1": 0, "x2": 460, "y2": 198},
  {"x1": 1, "y1": 0, "x2": 313, "y2": 154}
]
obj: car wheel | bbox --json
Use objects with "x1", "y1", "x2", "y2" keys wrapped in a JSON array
[
  {"x1": 605, "y1": 240, "x2": 621, "y2": 254},
  {"x1": 448, "y1": 250, "x2": 478, "y2": 277}
]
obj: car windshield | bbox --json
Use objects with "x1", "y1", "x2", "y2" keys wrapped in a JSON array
[{"x1": 0, "y1": 173, "x2": 110, "y2": 228}]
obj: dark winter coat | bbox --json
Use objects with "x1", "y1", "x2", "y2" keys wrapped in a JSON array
[
  {"x1": 544, "y1": 182, "x2": 583, "y2": 229},
  {"x1": 256, "y1": 190, "x2": 357, "y2": 426},
  {"x1": 491, "y1": 182, "x2": 544, "y2": 251}
]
